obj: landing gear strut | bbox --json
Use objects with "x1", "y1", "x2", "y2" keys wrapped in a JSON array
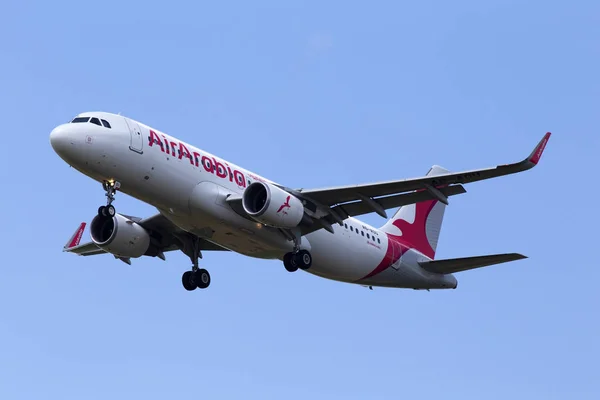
[
  {"x1": 181, "y1": 236, "x2": 211, "y2": 291},
  {"x1": 98, "y1": 180, "x2": 120, "y2": 217},
  {"x1": 283, "y1": 237, "x2": 312, "y2": 272}
]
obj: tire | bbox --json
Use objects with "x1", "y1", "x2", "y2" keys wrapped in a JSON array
[
  {"x1": 283, "y1": 253, "x2": 298, "y2": 272},
  {"x1": 98, "y1": 206, "x2": 106, "y2": 216},
  {"x1": 182, "y1": 271, "x2": 196, "y2": 291},
  {"x1": 195, "y1": 269, "x2": 211, "y2": 289},
  {"x1": 296, "y1": 250, "x2": 312, "y2": 270},
  {"x1": 106, "y1": 205, "x2": 116, "y2": 217}
]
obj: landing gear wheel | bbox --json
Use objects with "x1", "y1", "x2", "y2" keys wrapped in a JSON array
[
  {"x1": 106, "y1": 205, "x2": 115, "y2": 217},
  {"x1": 283, "y1": 253, "x2": 298, "y2": 272},
  {"x1": 98, "y1": 206, "x2": 106, "y2": 217},
  {"x1": 182, "y1": 271, "x2": 196, "y2": 291},
  {"x1": 295, "y1": 250, "x2": 312, "y2": 270},
  {"x1": 195, "y1": 269, "x2": 211, "y2": 289}
]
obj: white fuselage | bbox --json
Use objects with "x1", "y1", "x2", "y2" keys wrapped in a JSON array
[{"x1": 50, "y1": 112, "x2": 457, "y2": 290}]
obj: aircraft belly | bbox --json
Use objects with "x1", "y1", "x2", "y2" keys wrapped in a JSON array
[
  {"x1": 306, "y1": 228, "x2": 385, "y2": 282},
  {"x1": 305, "y1": 227, "x2": 452, "y2": 289},
  {"x1": 358, "y1": 266, "x2": 427, "y2": 288},
  {"x1": 176, "y1": 181, "x2": 292, "y2": 256},
  {"x1": 359, "y1": 252, "x2": 458, "y2": 289}
]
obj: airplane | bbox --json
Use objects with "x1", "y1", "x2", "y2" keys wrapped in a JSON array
[{"x1": 50, "y1": 112, "x2": 550, "y2": 292}]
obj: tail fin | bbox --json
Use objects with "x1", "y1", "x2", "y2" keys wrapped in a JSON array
[{"x1": 380, "y1": 165, "x2": 452, "y2": 259}]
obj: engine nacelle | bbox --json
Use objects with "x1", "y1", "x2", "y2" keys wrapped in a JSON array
[
  {"x1": 242, "y1": 182, "x2": 304, "y2": 228},
  {"x1": 90, "y1": 213, "x2": 151, "y2": 258}
]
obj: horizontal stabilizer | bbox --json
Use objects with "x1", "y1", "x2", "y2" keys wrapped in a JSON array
[{"x1": 419, "y1": 253, "x2": 527, "y2": 274}]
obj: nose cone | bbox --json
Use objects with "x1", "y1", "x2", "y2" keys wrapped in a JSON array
[
  {"x1": 50, "y1": 124, "x2": 79, "y2": 160},
  {"x1": 50, "y1": 124, "x2": 69, "y2": 153}
]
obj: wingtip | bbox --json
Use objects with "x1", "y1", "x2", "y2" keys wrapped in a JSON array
[
  {"x1": 527, "y1": 132, "x2": 551, "y2": 166},
  {"x1": 64, "y1": 222, "x2": 86, "y2": 250}
]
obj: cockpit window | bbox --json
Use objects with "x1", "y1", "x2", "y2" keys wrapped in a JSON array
[{"x1": 70, "y1": 115, "x2": 112, "y2": 128}]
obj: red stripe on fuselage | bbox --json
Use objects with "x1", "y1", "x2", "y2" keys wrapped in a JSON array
[
  {"x1": 358, "y1": 199, "x2": 439, "y2": 281},
  {"x1": 358, "y1": 234, "x2": 406, "y2": 281}
]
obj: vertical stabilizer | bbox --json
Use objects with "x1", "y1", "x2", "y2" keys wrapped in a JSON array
[{"x1": 380, "y1": 165, "x2": 450, "y2": 259}]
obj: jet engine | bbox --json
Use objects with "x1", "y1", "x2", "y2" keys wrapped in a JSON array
[
  {"x1": 90, "y1": 213, "x2": 151, "y2": 258},
  {"x1": 242, "y1": 182, "x2": 304, "y2": 228}
]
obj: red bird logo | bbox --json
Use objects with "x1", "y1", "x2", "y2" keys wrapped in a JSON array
[{"x1": 277, "y1": 196, "x2": 291, "y2": 214}]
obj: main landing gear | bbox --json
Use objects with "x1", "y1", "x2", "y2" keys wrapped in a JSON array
[
  {"x1": 182, "y1": 269, "x2": 211, "y2": 291},
  {"x1": 97, "y1": 180, "x2": 120, "y2": 218},
  {"x1": 181, "y1": 236, "x2": 211, "y2": 291},
  {"x1": 283, "y1": 240, "x2": 312, "y2": 273}
]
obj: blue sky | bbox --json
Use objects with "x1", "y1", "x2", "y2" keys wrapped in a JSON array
[{"x1": 1, "y1": 0, "x2": 598, "y2": 398}]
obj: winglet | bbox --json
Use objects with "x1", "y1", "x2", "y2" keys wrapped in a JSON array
[
  {"x1": 526, "y1": 132, "x2": 551, "y2": 166},
  {"x1": 64, "y1": 222, "x2": 86, "y2": 250}
]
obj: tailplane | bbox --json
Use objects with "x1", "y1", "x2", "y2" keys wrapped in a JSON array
[
  {"x1": 419, "y1": 253, "x2": 527, "y2": 274},
  {"x1": 380, "y1": 165, "x2": 452, "y2": 259}
]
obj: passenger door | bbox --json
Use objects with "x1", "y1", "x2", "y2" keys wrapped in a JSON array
[{"x1": 125, "y1": 118, "x2": 143, "y2": 153}]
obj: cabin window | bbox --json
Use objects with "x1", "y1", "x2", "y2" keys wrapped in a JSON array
[
  {"x1": 71, "y1": 117, "x2": 90, "y2": 123},
  {"x1": 90, "y1": 117, "x2": 102, "y2": 126},
  {"x1": 101, "y1": 119, "x2": 112, "y2": 128}
]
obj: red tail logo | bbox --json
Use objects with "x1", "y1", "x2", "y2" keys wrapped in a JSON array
[
  {"x1": 391, "y1": 200, "x2": 437, "y2": 259},
  {"x1": 277, "y1": 196, "x2": 291, "y2": 214}
]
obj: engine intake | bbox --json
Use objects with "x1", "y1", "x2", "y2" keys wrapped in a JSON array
[
  {"x1": 242, "y1": 182, "x2": 304, "y2": 228},
  {"x1": 90, "y1": 213, "x2": 151, "y2": 258}
]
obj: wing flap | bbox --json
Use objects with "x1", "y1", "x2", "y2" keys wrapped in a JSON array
[
  {"x1": 332, "y1": 184, "x2": 466, "y2": 219},
  {"x1": 419, "y1": 253, "x2": 527, "y2": 274}
]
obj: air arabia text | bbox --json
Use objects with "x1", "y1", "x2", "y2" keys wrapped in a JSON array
[{"x1": 148, "y1": 130, "x2": 266, "y2": 188}]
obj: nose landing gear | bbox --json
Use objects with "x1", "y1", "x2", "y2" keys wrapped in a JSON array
[{"x1": 98, "y1": 180, "x2": 120, "y2": 217}]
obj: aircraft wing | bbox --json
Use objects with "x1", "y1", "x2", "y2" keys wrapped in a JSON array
[
  {"x1": 296, "y1": 132, "x2": 550, "y2": 208},
  {"x1": 63, "y1": 213, "x2": 229, "y2": 264},
  {"x1": 228, "y1": 132, "x2": 550, "y2": 236}
]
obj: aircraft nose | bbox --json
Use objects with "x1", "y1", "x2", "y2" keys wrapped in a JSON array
[{"x1": 50, "y1": 124, "x2": 76, "y2": 155}]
